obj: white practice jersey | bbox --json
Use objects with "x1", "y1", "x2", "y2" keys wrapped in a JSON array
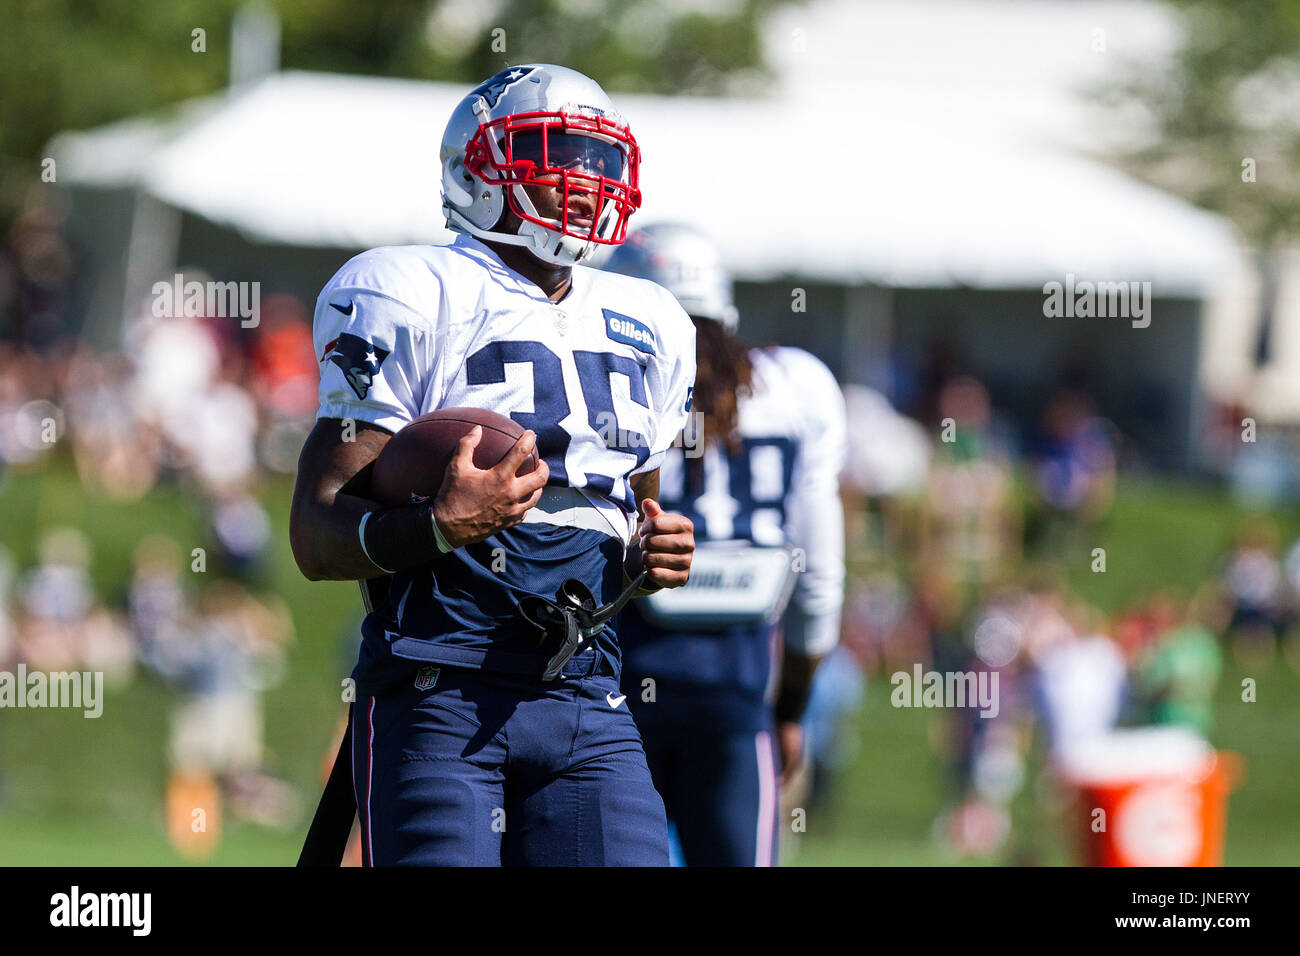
[
  {"x1": 313, "y1": 234, "x2": 697, "y2": 539},
  {"x1": 655, "y1": 346, "x2": 847, "y2": 656}
]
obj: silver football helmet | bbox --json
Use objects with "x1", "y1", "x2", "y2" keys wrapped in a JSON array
[
  {"x1": 604, "y1": 222, "x2": 738, "y2": 330},
  {"x1": 440, "y1": 64, "x2": 641, "y2": 267}
]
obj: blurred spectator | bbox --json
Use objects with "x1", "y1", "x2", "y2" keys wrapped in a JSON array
[
  {"x1": 1133, "y1": 586, "x2": 1224, "y2": 735},
  {"x1": 1, "y1": 200, "x2": 75, "y2": 351},
  {"x1": 1026, "y1": 388, "x2": 1116, "y2": 554},
  {"x1": 1027, "y1": 607, "x2": 1127, "y2": 765},
  {"x1": 801, "y1": 632, "x2": 868, "y2": 808},
  {"x1": 129, "y1": 535, "x2": 193, "y2": 658},
  {"x1": 840, "y1": 384, "x2": 930, "y2": 560},
  {"x1": 251, "y1": 294, "x2": 317, "y2": 422},
  {"x1": 1222, "y1": 517, "x2": 1288, "y2": 661},
  {"x1": 0, "y1": 545, "x2": 11, "y2": 807},
  {"x1": 252, "y1": 294, "x2": 319, "y2": 475},
  {"x1": 1229, "y1": 432, "x2": 1298, "y2": 508},
  {"x1": 209, "y1": 491, "x2": 273, "y2": 579},
  {"x1": 0, "y1": 345, "x2": 63, "y2": 470},
  {"x1": 129, "y1": 310, "x2": 220, "y2": 467},
  {"x1": 932, "y1": 584, "x2": 1035, "y2": 859},
  {"x1": 147, "y1": 578, "x2": 298, "y2": 844},
  {"x1": 912, "y1": 562, "x2": 972, "y2": 677},
  {"x1": 15, "y1": 526, "x2": 135, "y2": 686},
  {"x1": 1111, "y1": 590, "x2": 1182, "y2": 662},
  {"x1": 16, "y1": 527, "x2": 97, "y2": 671},
  {"x1": 842, "y1": 565, "x2": 914, "y2": 679},
  {"x1": 63, "y1": 348, "x2": 160, "y2": 500},
  {"x1": 181, "y1": 376, "x2": 261, "y2": 496},
  {"x1": 0, "y1": 545, "x2": 16, "y2": 670},
  {"x1": 918, "y1": 376, "x2": 1021, "y2": 598}
]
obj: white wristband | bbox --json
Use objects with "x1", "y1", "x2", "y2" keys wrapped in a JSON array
[{"x1": 431, "y1": 511, "x2": 454, "y2": 553}]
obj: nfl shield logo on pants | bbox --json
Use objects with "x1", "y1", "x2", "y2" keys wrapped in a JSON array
[{"x1": 414, "y1": 666, "x2": 440, "y2": 691}]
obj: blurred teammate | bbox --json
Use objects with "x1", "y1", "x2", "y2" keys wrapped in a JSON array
[{"x1": 606, "y1": 223, "x2": 846, "y2": 866}]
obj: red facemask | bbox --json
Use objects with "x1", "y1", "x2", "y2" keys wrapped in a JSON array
[{"x1": 464, "y1": 110, "x2": 642, "y2": 245}]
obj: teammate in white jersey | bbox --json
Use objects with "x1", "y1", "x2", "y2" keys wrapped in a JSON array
[
  {"x1": 606, "y1": 223, "x2": 846, "y2": 866},
  {"x1": 291, "y1": 65, "x2": 696, "y2": 866}
]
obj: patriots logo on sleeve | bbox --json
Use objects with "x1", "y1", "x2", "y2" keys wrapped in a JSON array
[{"x1": 321, "y1": 332, "x2": 390, "y2": 401}]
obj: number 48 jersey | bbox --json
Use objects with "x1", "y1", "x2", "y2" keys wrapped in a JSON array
[
  {"x1": 312, "y1": 234, "x2": 696, "y2": 677},
  {"x1": 620, "y1": 346, "x2": 846, "y2": 699}
]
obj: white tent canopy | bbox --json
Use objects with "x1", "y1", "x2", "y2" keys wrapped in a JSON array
[{"x1": 49, "y1": 1, "x2": 1239, "y2": 295}]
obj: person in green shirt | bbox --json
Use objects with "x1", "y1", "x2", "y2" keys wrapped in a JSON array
[{"x1": 1135, "y1": 588, "x2": 1224, "y2": 736}]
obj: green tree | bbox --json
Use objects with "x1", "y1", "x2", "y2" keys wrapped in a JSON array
[
  {"x1": 0, "y1": 0, "x2": 795, "y2": 216},
  {"x1": 1108, "y1": 0, "x2": 1300, "y2": 364}
]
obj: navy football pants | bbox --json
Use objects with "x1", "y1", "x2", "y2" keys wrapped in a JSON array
[
  {"x1": 630, "y1": 690, "x2": 781, "y2": 867},
  {"x1": 351, "y1": 665, "x2": 668, "y2": 866}
]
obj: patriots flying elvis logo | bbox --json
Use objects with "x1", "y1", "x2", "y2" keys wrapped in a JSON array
[
  {"x1": 321, "y1": 332, "x2": 389, "y2": 401},
  {"x1": 471, "y1": 66, "x2": 537, "y2": 109}
]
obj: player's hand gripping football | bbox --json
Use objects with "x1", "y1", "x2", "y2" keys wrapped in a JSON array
[
  {"x1": 431, "y1": 427, "x2": 550, "y2": 549},
  {"x1": 628, "y1": 499, "x2": 694, "y2": 590}
]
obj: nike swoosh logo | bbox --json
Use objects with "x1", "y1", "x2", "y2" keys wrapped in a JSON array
[
  {"x1": 606, "y1": 692, "x2": 626, "y2": 709},
  {"x1": 330, "y1": 300, "x2": 354, "y2": 315}
]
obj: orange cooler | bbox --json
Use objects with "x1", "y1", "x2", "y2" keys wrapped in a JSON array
[{"x1": 1059, "y1": 728, "x2": 1242, "y2": 867}]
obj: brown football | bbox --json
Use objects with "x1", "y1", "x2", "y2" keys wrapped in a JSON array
[{"x1": 370, "y1": 407, "x2": 540, "y2": 507}]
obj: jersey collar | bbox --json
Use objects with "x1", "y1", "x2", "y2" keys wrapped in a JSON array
[{"x1": 451, "y1": 233, "x2": 582, "y2": 306}]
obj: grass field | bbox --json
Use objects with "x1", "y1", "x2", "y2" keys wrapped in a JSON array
[{"x1": 1, "y1": 455, "x2": 1297, "y2": 865}]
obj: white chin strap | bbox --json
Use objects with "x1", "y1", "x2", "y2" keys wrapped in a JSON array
[
  {"x1": 445, "y1": 206, "x2": 588, "y2": 266},
  {"x1": 524, "y1": 224, "x2": 592, "y2": 266},
  {"x1": 510, "y1": 184, "x2": 598, "y2": 266}
]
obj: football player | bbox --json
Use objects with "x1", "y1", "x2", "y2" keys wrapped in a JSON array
[
  {"x1": 605, "y1": 223, "x2": 846, "y2": 866},
  {"x1": 290, "y1": 65, "x2": 697, "y2": 866}
]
